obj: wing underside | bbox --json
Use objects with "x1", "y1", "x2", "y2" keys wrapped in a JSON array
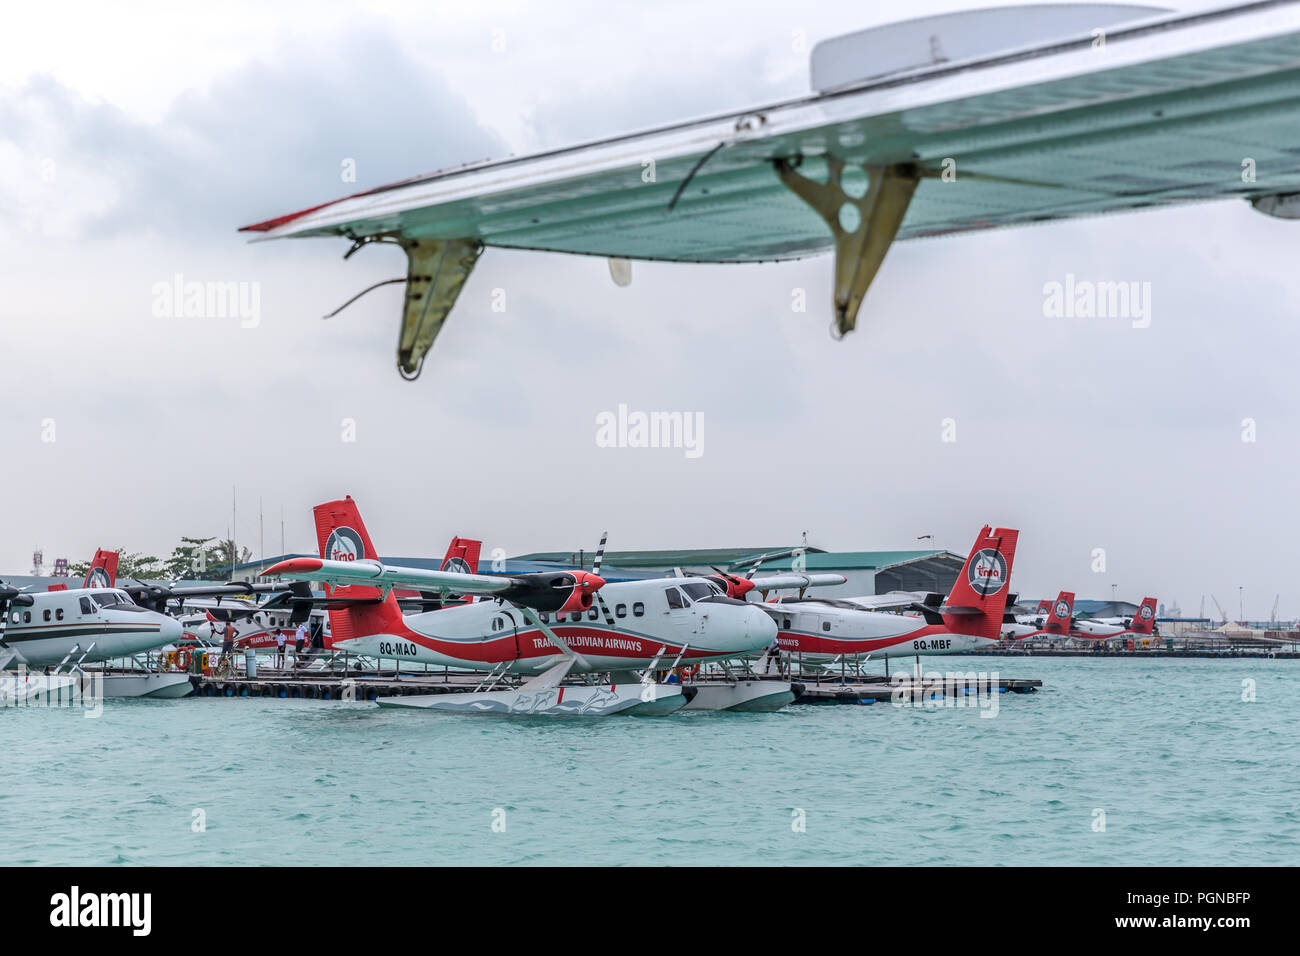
[{"x1": 241, "y1": 2, "x2": 1300, "y2": 376}]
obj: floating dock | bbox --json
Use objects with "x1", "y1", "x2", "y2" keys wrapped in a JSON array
[
  {"x1": 792, "y1": 673, "x2": 1041, "y2": 704},
  {"x1": 186, "y1": 668, "x2": 1041, "y2": 706},
  {"x1": 975, "y1": 647, "x2": 1299, "y2": 659}
]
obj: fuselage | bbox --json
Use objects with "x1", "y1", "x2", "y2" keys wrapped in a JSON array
[
  {"x1": 760, "y1": 597, "x2": 995, "y2": 661},
  {"x1": 1011, "y1": 614, "x2": 1135, "y2": 642},
  {"x1": 1, "y1": 588, "x2": 182, "y2": 668},
  {"x1": 330, "y1": 576, "x2": 776, "y2": 674},
  {"x1": 176, "y1": 600, "x2": 327, "y2": 649}
]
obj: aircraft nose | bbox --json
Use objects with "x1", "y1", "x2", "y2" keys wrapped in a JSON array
[
  {"x1": 159, "y1": 614, "x2": 183, "y2": 645},
  {"x1": 747, "y1": 605, "x2": 777, "y2": 645}
]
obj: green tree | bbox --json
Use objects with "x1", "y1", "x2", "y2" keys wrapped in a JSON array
[{"x1": 162, "y1": 537, "x2": 226, "y2": 581}]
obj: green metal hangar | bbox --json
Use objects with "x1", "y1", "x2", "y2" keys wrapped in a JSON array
[{"x1": 510, "y1": 545, "x2": 968, "y2": 600}]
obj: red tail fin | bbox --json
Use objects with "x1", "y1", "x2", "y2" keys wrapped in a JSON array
[
  {"x1": 83, "y1": 549, "x2": 120, "y2": 589},
  {"x1": 1045, "y1": 591, "x2": 1074, "y2": 634},
  {"x1": 942, "y1": 526, "x2": 1019, "y2": 640},
  {"x1": 435, "y1": 535, "x2": 484, "y2": 608},
  {"x1": 1130, "y1": 596, "x2": 1157, "y2": 635},
  {"x1": 314, "y1": 497, "x2": 381, "y2": 563},
  {"x1": 440, "y1": 536, "x2": 482, "y2": 575},
  {"x1": 1035, "y1": 599, "x2": 1051, "y2": 616},
  {"x1": 311, "y1": 497, "x2": 403, "y2": 648}
]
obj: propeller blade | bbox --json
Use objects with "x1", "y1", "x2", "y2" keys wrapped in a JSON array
[
  {"x1": 591, "y1": 531, "x2": 608, "y2": 577},
  {"x1": 595, "y1": 592, "x2": 617, "y2": 630}
]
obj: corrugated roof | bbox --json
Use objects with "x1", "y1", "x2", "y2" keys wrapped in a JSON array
[{"x1": 755, "y1": 550, "x2": 956, "y2": 571}]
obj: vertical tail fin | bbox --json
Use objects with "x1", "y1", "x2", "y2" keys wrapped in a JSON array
[
  {"x1": 1045, "y1": 591, "x2": 1075, "y2": 634},
  {"x1": 942, "y1": 525, "x2": 1019, "y2": 640},
  {"x1": 313, "y1": 497, "x2": 381, "y2": 563},
  {"x1": 1034, "y1": 599, "x2": 1051, "y2": 616},
  {"x1": 1130, "y1": 596, "x2": 1157, "y2": 635},
  {"x1": 83, "y1": 549, "x2": 120, "y2": 589},
  {"x1": 439, "y1": 537, "x2": 482, "y2": 575},
  {"x1": 311, "y1": 497, "x2": 403, "y2": 647},
  {"x1": 432, "y1": 535, "x2": 484, "y2": 608}
]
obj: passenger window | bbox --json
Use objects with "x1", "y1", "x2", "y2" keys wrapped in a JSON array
[
  {"x1": 540, "y1": 612, "x2": 549, "y2": 623},
  {"x1": 822, "y1": 621, "x2": 831, "y2": 632},
  {"x1": 782, "y1": 618, "x2": 791, "y2": 629},
  {"x1": 56, "y1": 608, "x2": 64, "y2": 621},
  {"x1": 632, "y1": 602, "x2": 645, "y2": 617},
  {"x1": 44, "y1": 609, "x2": 51, "y2": 622},
  {"x1": 666, "y1": 587, "x2": 686, "y2": 610},
  {"x1": 587, "y1": 608, "x2": 598, "y2": 621},
  {"x1": 9, "y1": 612, "x2": 17, "y2": 624},
  {"x1": 492, "y1": 617, "x2": 502, "y2": 630},
  {"x1": 23, "y1": 611, "x2": 31, "y2": 623},
  {"x1": 615, "y1": 604, "x2": 627, "y2": 618}
]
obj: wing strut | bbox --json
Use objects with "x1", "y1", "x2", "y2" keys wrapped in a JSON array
[
  {"x1": 395, "y1": 237, "x2": 483, "y2": 380},
  {"x1": 775, "y1": 158, "x2": 924, "y2": 338}
]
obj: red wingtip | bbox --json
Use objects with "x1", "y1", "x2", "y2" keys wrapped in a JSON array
[
  {"x1": 263, "y1": 557, "x2": 324, "y2": 577},
  {"x1": 238, "y1": 200, "x2": 346, "y2": 233}
]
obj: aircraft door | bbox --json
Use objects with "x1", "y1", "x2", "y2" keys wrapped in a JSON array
[
  {"x1": 662, "y1": 586, "x2": 695, "y2": 641},
  {"x1": 501, "y1": 609, "x2": 522, "y2": 660}
]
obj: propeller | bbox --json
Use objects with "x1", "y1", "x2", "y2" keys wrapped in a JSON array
[
  {"x1": 709, "y1": 566, "x2": 755, "y2": 601},
  {"x1": 579, "y1": 533, "x2": 618, "y2": 627}
]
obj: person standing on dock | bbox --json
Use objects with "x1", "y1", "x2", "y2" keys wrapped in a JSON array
[
  {"x1": 294, "y1": 621, "x2": 308, "y2": 667},
  {"x1": 309, "y1": 618, "x2": 325, "y2": 661},
  {"x1": 213, "y1": 613, "x2": 234, "y2": 665},
  {"x1": 274, "y1": 628, "x2": 287, "y2": 669}
]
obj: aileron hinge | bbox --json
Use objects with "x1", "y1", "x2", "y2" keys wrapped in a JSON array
[{"x1": 775, "y1": 157, "x2": 924, "y2": 338}]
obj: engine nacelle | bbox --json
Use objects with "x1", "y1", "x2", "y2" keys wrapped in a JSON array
[
  {"x1": 497, "y1": 571, "x2": 605, "y2": 614},
  {"x1": 557, "y1": 588, "x2": 595, "y2": 615}
]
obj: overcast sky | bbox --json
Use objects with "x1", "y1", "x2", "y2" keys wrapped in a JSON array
[{"x1": 1, "y1": 0, "x2": 1294, "y2": 619}]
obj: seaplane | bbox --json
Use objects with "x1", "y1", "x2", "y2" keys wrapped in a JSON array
[
  {"x1": 1032, "y1": 592, "x2": 1159, "y2": 643},
  {"x1": 174, "y1": 535, "x2": 484, "y2": 650},
  {"x1": 240, "y1": 2, "x2": 1300, "y2": 380},
  {"x1": 0, "y1": 552, "x2": 192, "y2": 699},
  {"x1": 0, "y1": 548, "x2": 319, "y2": 698},
  {"x1": 754, "y1": 525, "x2": 1020, "y2": 663},
  {"x1": 261, "y1": 497, "x2": 844, "y2": 715}
]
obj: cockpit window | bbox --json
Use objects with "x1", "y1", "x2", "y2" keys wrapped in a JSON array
[
  {"x1": 665, "y1": 587, "x2": 687, "y2": 609},
  {"x1": 92, "y1": 591, "x2": 131, "y2": 608},
  {"x1": 681, "y1": 583, "x2": 715, "y2": 601}
]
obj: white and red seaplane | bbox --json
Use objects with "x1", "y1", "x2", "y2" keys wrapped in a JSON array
[{"x1": 263, "y1": 497, "x2": 842, "y2": 715}]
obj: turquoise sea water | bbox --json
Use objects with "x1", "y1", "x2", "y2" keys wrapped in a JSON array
[{"x1": 3, "y1": 656, "x2": 1297, "y2": 866}]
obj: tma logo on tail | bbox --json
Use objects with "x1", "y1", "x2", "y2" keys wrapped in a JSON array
[
  {"x1": 967, "y1": 549, "x2": 1007, "y2": 596},
  {"x1": 324, "y1": 527, "x2": 364, "y2": 562}
]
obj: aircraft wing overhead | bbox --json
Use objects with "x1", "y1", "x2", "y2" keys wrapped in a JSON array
[
  {"x1": 261, "y1": 557, "x2": 606, "y2": 614},
  {"x1": 263, "y1": 557, "x2": 515, "y2": 595},
  {"x1": 750, "y1": 572, "x2": 848, "y2": 590},
  {"x1": 241, "y1": 2, "x2": 1300, "y2": 377},
  {"x1": 844, "y1": 592, "x2": 929, "y2": 610}
]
